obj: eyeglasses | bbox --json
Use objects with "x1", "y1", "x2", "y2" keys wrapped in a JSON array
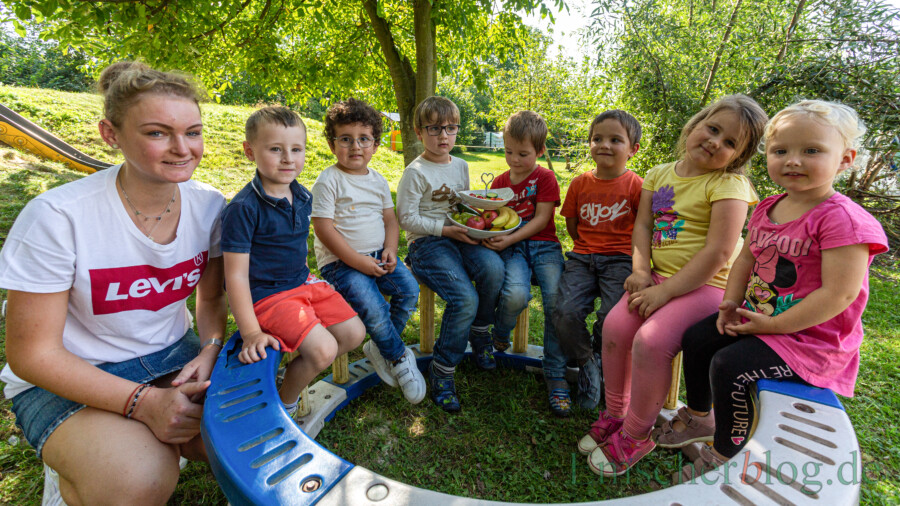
[
  {"x1": 423, "y1": 124, "x2": 460, "y2": 136},
  {"x1": 333, "y1": 136, "x2": 375, "y2": 148}
]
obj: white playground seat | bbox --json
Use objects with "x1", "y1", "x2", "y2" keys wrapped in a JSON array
[{"x1": 204, "y1": 336, "x2": 861, "y2": 505}]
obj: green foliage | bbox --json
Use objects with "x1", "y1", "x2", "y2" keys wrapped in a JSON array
[
  {"x1": 0, "y1": 27, "x2": 92, "y2": 92},
  {"x1": 485, "y1": 32, "x2": 610, "y2": 171},
  {"x1": 588, "y1": 0, "x2": 900, "y2": 178},
  {"x1": 2, "y1": 0, "x2": 563, "y2": 165}
]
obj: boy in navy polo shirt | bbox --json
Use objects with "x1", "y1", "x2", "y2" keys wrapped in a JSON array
[{"x1": 221, "y1": 106, "x2": 365, "y2": 416}]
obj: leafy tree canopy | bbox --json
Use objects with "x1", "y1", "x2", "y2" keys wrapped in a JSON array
[{"x1": 5, "y1": 0, "x2": 564, "y2": 163}]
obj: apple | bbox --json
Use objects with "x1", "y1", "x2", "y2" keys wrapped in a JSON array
[
  {"x1": 466, "y1": 216, "x2": 486, "y2": 230},
  {"x1": 481, "y1": 209, "x2": 499, "y2": 227}
]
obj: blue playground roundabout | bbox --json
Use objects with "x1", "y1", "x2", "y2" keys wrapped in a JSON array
[{"x1": 202, "y1": 334, "x2": 861, "y2": 505}]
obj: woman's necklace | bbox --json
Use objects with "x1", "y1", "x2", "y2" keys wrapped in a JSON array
[{"x1": 118, "y1": 173, "x2": 178, "y2": 242}]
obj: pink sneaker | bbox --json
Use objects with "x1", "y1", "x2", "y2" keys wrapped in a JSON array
[
  {"x1": 588, "y1": 428, "x2": 656, "y2": 476},
  {"x1": 577, "y1": 411, "x2": 624, "y2": 455}
]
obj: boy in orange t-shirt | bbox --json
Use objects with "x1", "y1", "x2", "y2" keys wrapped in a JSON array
[{"x1": 553, "y1": 110, "x2": 643, "y2": 410}]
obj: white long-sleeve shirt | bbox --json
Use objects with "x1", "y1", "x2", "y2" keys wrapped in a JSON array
[{"x1": 396, "y1": 156, "x2": 469, "y2": 244}]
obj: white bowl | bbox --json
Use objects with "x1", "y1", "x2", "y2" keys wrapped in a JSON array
[
  {"x1": 445, "y1": 213, "x2": 521, "y2": 239},
  {"x1": 456, "y1": 188, "x2": 515, "y2": 210}
]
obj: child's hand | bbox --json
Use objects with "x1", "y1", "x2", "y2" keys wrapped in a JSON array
[
  {"x1": 627, "y1": 284, "x2": 672, "y2": 318},
  {"x1": 716, "y1": 300, "x2": 743, "y2": 336},
  {"x1": 442, "y1": 225, "x2": 478, "y2": 244},
  {"x1": 357, "y1": 255, "x2": 389, "y2": 277},
  {"x1": 624, "y1": 271, "x2": 653, "y2": 295},
  {"x1": 381, "y1": 249, "x2": 398, "y2": 273},
  {"x1": 482, "y1": 234, "x2": 514, "y2": 251},
  {"x1": 239, "y1": 331, "x2": 281, "y2": 364},
  {"x1": 723, "y1": 308, "x2": 775, "y2": 336}
]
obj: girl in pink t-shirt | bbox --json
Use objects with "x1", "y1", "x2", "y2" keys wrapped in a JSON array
[{"x1": 655, "y1": 100, "x2": 889, "y2": 481}]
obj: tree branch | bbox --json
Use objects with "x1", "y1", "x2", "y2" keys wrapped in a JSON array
[
  {"x1": 190, "y1": 0, "x2": 252, "y2": 41},
  {"x1": 776, "y1": 0, "x2": 806, "y2": 62},
  {"x1": 701, "y1": 0, "x2": 743, "y2": 105}
]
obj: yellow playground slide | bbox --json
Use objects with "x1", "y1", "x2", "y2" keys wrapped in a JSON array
[{"x1": 0, "y1": 103, "x2": 111, "y2": 174}]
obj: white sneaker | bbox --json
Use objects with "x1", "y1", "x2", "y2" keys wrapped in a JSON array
[
  {"x1": 391, "y1": 347, "x2": 426, "y2": 404},
  {"x1": 363, "y1": 340, "x2": 397, "y2": 387},
  {"x1": 42, "y1": 463, "x2": 65, "y2": 506}
]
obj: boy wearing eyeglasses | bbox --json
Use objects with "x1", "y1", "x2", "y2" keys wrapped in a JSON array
[
  {"x1": 312, "y1": 98, "x2": 426, "y2": 404},
  {"x1": 397, "y1": 96, "x2": 505, "y2": 412},
  {"x1": 222, "y1": 106, "x2": 365, "y2": 418}
]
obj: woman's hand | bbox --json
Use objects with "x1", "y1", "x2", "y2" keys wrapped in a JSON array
[
  {"x1": 170, "y1": 355, "x2": 213, "y2": 385},
  {"x1": 133, "y1": 382, "x2": 210, "y2": 444},
  {"x1": 627, "y1": 283, "x2": 672, "y2": 318}
]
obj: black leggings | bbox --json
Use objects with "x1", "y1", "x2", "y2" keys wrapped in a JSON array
[{"x1": 682, "y1": 313, "x2": 809, "y2": 458}]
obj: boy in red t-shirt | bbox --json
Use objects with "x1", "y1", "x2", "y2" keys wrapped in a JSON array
[
  {"x1": 483, "y1": 111, "x2": 569, "y2": 416},
  {"x1": 553, "y1": 110, "x2": 643, "y2": 410}
]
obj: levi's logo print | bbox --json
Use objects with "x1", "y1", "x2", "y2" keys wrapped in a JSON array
[
  {"x1": 579, "y1": 193, "x2": 630, "y2": 226},
  {"x1": 90, "y1": 252, "x2": 208, "y2": 315},
  {"x1": 652, "y1": 185, "x2": 683, "y2": 247}
]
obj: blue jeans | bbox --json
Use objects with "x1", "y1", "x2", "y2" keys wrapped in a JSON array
[
  {"x1": 494, "y1": 240, "x2": 566, "y2": 378},
  {"x1": 406, "y1": 236, "x2": 504, "y2": 369},
  {"x1": 553, "y1": 252, "x2": 632, "y2": 365},
  {"x1": 11, "y1": 329, "x2": 199, "y2": 458},
  {"x1": 320, "y1": 250, "x2": 420, "y2": 362}
]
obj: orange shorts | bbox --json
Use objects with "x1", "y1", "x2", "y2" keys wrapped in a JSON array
[{"x1": 253, "y1": 281, "x2": 357, "y2": 353}]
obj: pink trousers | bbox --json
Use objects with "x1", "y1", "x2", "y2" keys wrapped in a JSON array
[{"x1": 601, "y1": 273, "x2": 724, "y2": 438}]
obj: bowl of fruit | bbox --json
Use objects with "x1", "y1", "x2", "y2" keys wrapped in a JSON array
[
  {"x1": 447, "y1": 203, "x2": 522, "y2": 239},
  {"x1": 456, "y1": 188, "x2": 515, "y2": 210}
]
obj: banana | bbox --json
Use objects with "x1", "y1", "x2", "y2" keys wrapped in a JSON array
[
  {"x1": 492, "y1": 206, "x2": 512, "y2": 228},
  {"x1": 503, "y1": 212, "x2": 520, "y2": 230}
]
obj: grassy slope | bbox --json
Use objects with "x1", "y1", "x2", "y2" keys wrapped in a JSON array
[{"x1": 0, "y1": 86, "x2": 897, "y2": 504}]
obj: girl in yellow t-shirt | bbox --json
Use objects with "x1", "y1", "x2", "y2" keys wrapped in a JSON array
[{"x1": 578, "y1": 95, "x2": 768, "y2": 477}]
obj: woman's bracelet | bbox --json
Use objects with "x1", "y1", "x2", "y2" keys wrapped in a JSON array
[
  {"x1": 130, "y1": 385, "x2": 154, "y2": 419},
  {"x1": 122, "y1": 383, "x2": 144, "y2": 416},
  {"x1": 123, "y1": 383, "x2": 152, "y2": 419}
]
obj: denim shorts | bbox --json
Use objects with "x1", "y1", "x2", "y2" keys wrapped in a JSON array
[{"x1": 10, "y1": 328, "x2": 200, "y2": 458}]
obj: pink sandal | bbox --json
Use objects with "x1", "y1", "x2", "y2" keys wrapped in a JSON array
[{"x1": 577, "y1": 411, "x2": 624, "y2": 455}]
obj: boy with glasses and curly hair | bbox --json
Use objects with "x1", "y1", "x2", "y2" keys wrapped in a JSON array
[
  {"x1": 312, "y1": 98, "x2": 426, "y2": 404},
  {"x1": 397, "y1": 96, "x2": 505, "y2": 412}
]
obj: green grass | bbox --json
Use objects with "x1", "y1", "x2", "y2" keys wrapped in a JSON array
[{"x1": 1, "y1": 85, "x2": 898, "y2": 504}]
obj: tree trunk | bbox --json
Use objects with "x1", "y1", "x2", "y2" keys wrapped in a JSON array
[
  {"x1": 776, "y1": 0, "x2": 807, "y2": 62},
  {"x1": 700, "y1": 0, "x2": 743, "y2": 105},
  {"x1": 363, "y1": 0, "x2": 432, "y2": 166}
]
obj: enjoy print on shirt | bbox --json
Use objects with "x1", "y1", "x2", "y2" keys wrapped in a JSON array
[{"x1": 577, "y1": 193, "x2": 631, "y2": 226}]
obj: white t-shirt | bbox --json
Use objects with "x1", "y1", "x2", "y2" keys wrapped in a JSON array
[
  {"x1": 396, "y1": 156, "x2": 469, "y2": 244},
  {"x1": 310, "y1": 165, "x2": 393, "y2": 268},
  {"x1": 0, "y1": 164, "x2": 225, "y2": 398}
]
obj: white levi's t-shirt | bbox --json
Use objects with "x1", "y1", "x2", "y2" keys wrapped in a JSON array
[{"x1": 0, "y1": 164, "x2": 225, "y2": 397}]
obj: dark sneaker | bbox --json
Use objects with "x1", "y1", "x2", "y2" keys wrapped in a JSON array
[
  {"x1": 492, "y1": 337, "x2": 511, "y2": 353},
  {"x1": 471, "y1": 343, "x2": 497, "y2": 370},
  {"x1": 428, "y1": 362, "x2": 461, "y2": 412},
  {"x1": 576, "y1": 353, "x2": 603, "y2": 410},
  {"x1": 548, "y1": 388, "x2": 572, "y2": 418}
]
